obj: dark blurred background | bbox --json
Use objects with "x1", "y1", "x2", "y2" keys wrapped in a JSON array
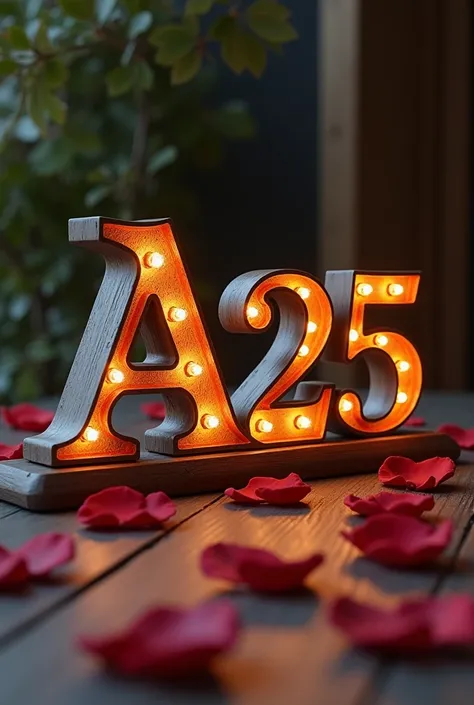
[{"x1": 0, "y1": 0, "x2": 471, "y2": 400}]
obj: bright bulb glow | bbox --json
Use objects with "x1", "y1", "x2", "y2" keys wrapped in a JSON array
[
  {"x1": 83, "y1": 426, "x2": 99, "y2": 442},
  {"x1": 357, "y1": 283, "x2": 373, "y2": 297},
  {"x1": 247, "y1": 306, "x2": 259, "y2": 320},
  {"x1": 256, "y1": 419, "x2": 273, "y2": 434},
  {"x1": 185, "y1": 361, "x2": 203, "y2": 377},
  {"x1": 307, "y1": 321, "x2": 318, "y2": 333},
  {"x1": 201, "y1": 414, "x2": 220, "y2": 429},
  {"x1": 295, "y1": 286, "x2": 310, "y2": 300},
  {"x1": 349, "y1": 329, "x2": 359, "y2": 342},
  {"x1": 168, "y1": 307, "x2": 187, "y2": 322},
  {"x1": 396, "y1": 360, "x2": 410, "y2": 372},
  {"x1": 396, "y1": 391, "x2": 408, "y2": 404},
  {"x1": 144, "y1": 251, "x2": 165, "y2": 269},
  {"x1": 107, "y1": 368, "x2": 124, "y2": 384},
  {"x1": 298, "y1": 344, "x2": 310, "y2": 357},
  {"x1": 388, "y1": 283, "x2": 404, "y2": 297},
  {"x1": 294, "y1": 415, "x2": 312, "y2": 430},
  {"x1": 375, "y1": 334, "x2": 389, "y2": 347},
  {"x1": 340, "y1": 398, "x2": 353, "y2": 413}
]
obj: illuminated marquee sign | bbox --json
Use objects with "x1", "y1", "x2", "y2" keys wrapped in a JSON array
[{"x1": 0, "y1": 217, "x2": 459, "y2": 510}]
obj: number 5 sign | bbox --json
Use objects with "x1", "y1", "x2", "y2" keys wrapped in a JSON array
[{"x1": 0, "y1": 218, "x2": 459, "y2": 510}]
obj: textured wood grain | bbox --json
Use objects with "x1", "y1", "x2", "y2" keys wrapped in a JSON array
[
  {"x1": 0, "y1": 494, "x2": 217, "y2": 645},
  {"x1": 0, "y1": 463, "x2": 473, "y2": 705},
  {"x1": 0, "y1": 430, "x2": 459, "y2": 510}
]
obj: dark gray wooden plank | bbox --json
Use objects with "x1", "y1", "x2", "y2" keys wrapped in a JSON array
[
  {"x1": 372, "y1": 511, "x2": 474, "y2": 705},
  {"x1": 0, "y1": 464, "x2": 473, "y2": 705},
  {"x1": 0, "y1": 494, "x2": 219, "y2": 644}
]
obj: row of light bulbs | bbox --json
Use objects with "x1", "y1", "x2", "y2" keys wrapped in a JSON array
[{"x1": 357, "y1": 282, "x2": 404, "y2": 297}]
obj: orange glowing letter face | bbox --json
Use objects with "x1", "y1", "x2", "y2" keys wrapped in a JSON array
[
  {"x1": 324, "y1": 271, "x2": 422, "y2": 435},
  {"x1": 23, "y1": 217, "x2": 249, "y2": 467},
  {"x1": 219, "y1": 270, "x2": 334, "y2": 446}
]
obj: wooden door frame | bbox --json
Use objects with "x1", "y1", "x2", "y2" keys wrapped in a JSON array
[{"x1": 318, "y1": 0, "x2": 471, "y2": 389}]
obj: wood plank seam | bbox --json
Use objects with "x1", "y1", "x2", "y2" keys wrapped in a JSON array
[
  {"x1": 0, "y1": 493, "x2": 223, "y2": 653},
  {"x1": 353, "y1": 511, "x2": 474, "y2": 705}
]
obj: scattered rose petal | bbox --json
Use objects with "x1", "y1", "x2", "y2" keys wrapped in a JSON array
[
  {"x1": 342, "y1": 514, "x2": 452, "y2": 567},
  {"x1": 1, "y1": 403, "x2": 54, "y2": 432},
  {"x1": 330, "y1": 594, "x2": 474, "y2": 652},
  {"x1": 378, "y1": 456, "x2": 455, "y2": 490},
  {"x1": 77, "y1": 486, "x2": 177, "y2": 529},
  {"x1": 404, "y1": 416, "x2": 426, "y2": 427},
  {"x1": 141, "y1": 402, "x2": 166, "y2": 420},
  {"x1": 344, "y1": 492, "x2": 435, "y2": 518},
  {"x1": 437, "y1": 424, "x2": 474, "y2": 450},
  {"x1": 17, "y1": 533, "x2": 75, "y2": 577},
  {"x1": 225, "y1": 473, "x2": 311, "y2": 506},
  {"x1": 0, "y1": 533, "x2": 74, "y2": 589},
  {"x1": 0, "y1": 548, "x2": 28, "y2": 589},
  {"x1": 201, "y1": 542, "x2": 324, "y2": 592},
  {"x1": 79, "y1": 600, "x2": 240, "y2": 677},
  {"x1": 0, "y1": 443, "x2": 23, "y2": 461}
]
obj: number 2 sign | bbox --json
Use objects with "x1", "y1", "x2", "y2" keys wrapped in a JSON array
[{"x1": 23, "y1": 217, "x2": 422, "y2": 468}]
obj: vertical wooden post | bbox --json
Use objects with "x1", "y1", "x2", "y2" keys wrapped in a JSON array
[{"x1": 318, "y1": 0, "x2": 471, "y2": 389}]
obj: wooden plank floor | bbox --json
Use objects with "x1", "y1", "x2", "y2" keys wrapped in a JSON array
[{"x1": 0, "y1": 392, "x2": 472, "y2": 705}]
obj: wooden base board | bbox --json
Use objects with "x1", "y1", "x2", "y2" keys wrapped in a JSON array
[{"x1": 0, "y1": 431, "x2": 459, "y2": 511}]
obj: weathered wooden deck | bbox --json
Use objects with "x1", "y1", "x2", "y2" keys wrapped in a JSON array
[{"x1": 0, "y1": 392, "x2": 472, "y2": 705}]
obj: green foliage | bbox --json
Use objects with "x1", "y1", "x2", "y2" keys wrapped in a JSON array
[{"x1": 0, "y1": 0, "x2": 297, "y2": 400}]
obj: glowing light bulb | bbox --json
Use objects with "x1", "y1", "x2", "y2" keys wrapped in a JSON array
[
  {"x1": 396, "y1": 360, "x2": 410, "y2": 372},
  {"x1": 247, "y1": 306, "x2": 259, "y2": 320},
  {"x1": 143, "y1": 251, "x2": 164, "y2": 269},
  {"x1": 107, "y1": 368, "x2": 124, "y2": 384},
  {"x1": 201, "y1": 414, "x2": 220, "y2": 429},
  {"x1": 357, "y1": 283, "x2": 373, "y2": 297},
  {"x1": 374, "y1": 334, "x2": 389, "y2": 347},
  {"x1": 298, "y1": 344, "x2": 310, "y2": 357},
  {"x1": 294, "y1": 415, "x2": 312, "y2": 430},
  {"x1": 185, "y1": 361, "x2": 203, "y2": 377},
  {"x1": 397, "y1": 391, "x2": 408, "y2": 404},
  {"x1": 168, "y1": 307, "x2": 187, "y2": 322},
  {"x1": 307, "y1": 321, "x2": 318, "y2": 333},
  {"x1": 340, "y1": 398, "x2": 353, "y2": 413},
  {"x1": 388, "y1": 283, "x2": 404, "y2": 297},
  {"x1": 256, "y1": 419, "x2": 273, "y2": 434},
  {"x1": 83, "y1": 426, "x2": 99, "y2": 442},
  {"x1": 349, "y1": 328, "x2": 359, "y2": 342},
  {"x1": 295, "y1": 286, "x2": 310, "y2": 300}
]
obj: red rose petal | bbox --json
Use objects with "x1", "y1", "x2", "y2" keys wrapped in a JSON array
[
  {"x1": 225, "y1": 473, "x2": 311, "y2": 506},
  {"x1": 342, "y1": 514, "x2": 453, "y2": 567},
  {"x1": 201, "y1": 542, "x2": 324, "y2": 592},
  {"x1": 330, "y1": 594, "x2": 474, "y2": 652},
  {"x1": 224, "y1": 477, "x2": 266, "y2": 505},
  {"x1": 437, "y1": 424, "x2": 474, "y2": 450},
  {"x1": 344, "y1": 492, "x2": 435, "y2": 517},
  {"x1": 77, "y1": 486, "x2": 176, "y2": 529},
  {"x1": 0, "y1": 443, "x2": 23, "y2": 461},
  {"x1": 0, "y1": 547, "x2": 29, "y2": 589},
  {"x1": 2, "y1": 403, "x2": 54, "y2": 432},
  {"x1": 141, "y1": 402, "x2": 166, "y2": 420},
  {"x1": 403, "y1": 416, "x2": 426, "y2": 427},
  {"x1": 17, "y1": 533, "x2": 75, "y2": 577},
  {"x1": 330, "y1": 596, "x2": 430, "y2": 650},
  {"x1": 79, "y1": 600, "x2": 240, "y2": 677},
  {"x1": 378, "y1": 455, "x2": 455, "y2": 490}
]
